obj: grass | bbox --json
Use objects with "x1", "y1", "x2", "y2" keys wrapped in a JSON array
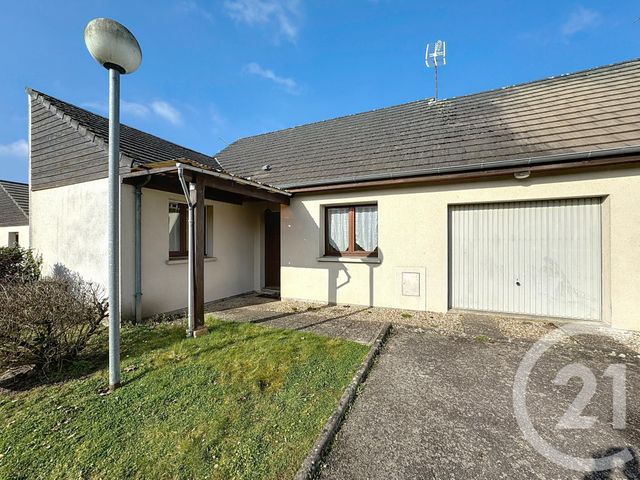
[{"x1": 0, "y1": 316, "x2": 369, "y2": 480}]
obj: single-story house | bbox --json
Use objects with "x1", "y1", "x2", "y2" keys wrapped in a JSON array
[
  {"x1": 0, "y1": 180, "x2": 29, "y2": 247},
  {"x1": 26, "y1": 59, "x2": 640, "y2": 331}
]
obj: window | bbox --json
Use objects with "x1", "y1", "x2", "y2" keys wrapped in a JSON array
[
  {"x1": 8, "y1": 232, "x2": 19, "y2": 247},
  {"x1": 169, "y1": 203, "x2": 187, "y2": 257},
  {"x1": 168, "y1": 203, "x2": 212, "y2": 258},
  {"x1": 325, "y1": 204, "x2": 378, "y2": 256}
]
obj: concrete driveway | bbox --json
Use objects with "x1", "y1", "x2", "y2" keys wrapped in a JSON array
[
  {"x1": 319, "y1": 326, "x2": 640, "y2": 480},
  {"x1": 203, "y1": 295, "x2": 640, "y2": 478}
]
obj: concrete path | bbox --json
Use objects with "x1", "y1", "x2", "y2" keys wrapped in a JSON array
[
  {"x1": 208, "y1": 296, "x2": 384, "y2": 345},
  {"x1": 319, "y1": 327, "x2": 640, "y2": 480}
]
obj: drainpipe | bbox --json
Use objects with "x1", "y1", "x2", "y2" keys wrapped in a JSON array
[
  {"x1": 134, "y1": 172, "x2": 151, "y2": 323},
  {"x1": 177, "y1": 163, "x2": 195, "y2": 338}
]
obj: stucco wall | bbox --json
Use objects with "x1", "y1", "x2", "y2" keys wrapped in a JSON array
[
  {"x1": 31, "y1": 178, "x2": 109, "y2": 286},
  {"x1": 30, "y1": 181, "x2": 268, "y2": 319},
  {"x1": 280, "y1": 167, "x2": 640, "y2": 331},
  {"x1": 30, "y1": 179, "x2": 136, "y2": 319},
  {"x1": 138, "y1": 188, "x2": 262, "y2": 317},
  {"x1": 0, "y1": 225, "x2": 29, "y2": 248}
]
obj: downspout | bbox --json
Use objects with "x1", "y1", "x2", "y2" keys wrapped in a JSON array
[
  {"x1": 177, "y1": 163, "x2": 195, "y2": 338},
  {"x1": 134, "y1": 171, "x2": 151, "y2": 324}
]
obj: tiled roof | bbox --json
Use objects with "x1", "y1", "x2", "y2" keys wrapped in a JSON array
[
  {"x1": 215, "y1": 59, "x2": 640, "y2": 189},
  {"x1": 0, "y1": 180, "x2": 28, "y2": 227},
  {"x1": 27, "y1": 89, "x2": 223, "y2": 171}
]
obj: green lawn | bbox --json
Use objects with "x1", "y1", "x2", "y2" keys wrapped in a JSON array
[{"x1": 0, "y1": 317, "x2": 368, "y2": 480}]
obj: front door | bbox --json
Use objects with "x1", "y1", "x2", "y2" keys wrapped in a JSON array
[{"x1": 264, "y1": 210, "x2": 281, "y2": 289}]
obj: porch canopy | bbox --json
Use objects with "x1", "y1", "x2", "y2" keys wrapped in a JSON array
[{"x1": 122, "y1": 158, "x2": 291, "y2": 332}]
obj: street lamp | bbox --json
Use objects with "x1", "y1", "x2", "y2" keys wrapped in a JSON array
[{"x1": 84, "y1": 18, "x2": 142, "y2": 390}]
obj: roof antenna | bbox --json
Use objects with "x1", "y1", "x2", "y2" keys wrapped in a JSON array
[{"x1": 425, "y1": 40, "x2": 446, "y2": 100}]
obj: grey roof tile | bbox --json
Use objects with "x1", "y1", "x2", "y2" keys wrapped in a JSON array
[
  {"x1": 27, "y1": 89, "x2": 222, "y2": 171},
  {"x1": 215, "y1": 59, "x2": 640, "y2": 189},
  {"x1": 0, "y1": 180, "x2": 28, "y2": 227}
]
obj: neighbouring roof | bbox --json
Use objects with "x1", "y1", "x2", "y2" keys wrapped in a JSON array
[
  {"x1": 0, "y1": 180, "x2": 29, "y2": 227},
  {"x1": 27, "y1": 89, "x2": 223, "y2": 171},
  {"x1": 216, "y1": 59, "x2": 640, "y2": 189}
]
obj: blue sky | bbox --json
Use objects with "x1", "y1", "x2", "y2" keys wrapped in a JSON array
[{"x1": 1, "y1": 1, "x2": 639, "y2": 183}]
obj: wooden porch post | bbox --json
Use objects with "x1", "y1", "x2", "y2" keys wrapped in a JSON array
[{"x1": 191, "y1": 177, "x2": 206, "y2": 335}]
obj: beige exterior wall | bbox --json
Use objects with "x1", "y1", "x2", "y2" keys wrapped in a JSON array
[
  {"x1": 137, "y1": 188, "x2": 267, "y2": 317},
  {"x1": 31, "y1": 180, "x2": 274, "y2": 320},
  {"x1": 30, "y1": 179, "x2": 136, "y2": 319},
  {"x1": 281, "y1": 167, "x2": 640, "y2": 331},
  {"x1": 31, "y1": 178, "x2": 109, "y2": 286},
  {"x1": 0, "y1": 225, "x2": 29, "y2": 248}
]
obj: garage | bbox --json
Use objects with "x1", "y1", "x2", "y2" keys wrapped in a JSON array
[{"x1": 449, "y1": 198, "x2": 602, "y2": 320}]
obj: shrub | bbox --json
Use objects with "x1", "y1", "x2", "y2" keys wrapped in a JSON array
[
  {"x1": 0, "y1": 275, "x2": 107, "y2": 373},
  {"x1": 0, "y1": 246, "x2": 41, "y2": 284}
]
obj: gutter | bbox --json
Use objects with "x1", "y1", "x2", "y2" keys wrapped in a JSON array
[{"x1": 280, "y1": 144, "x2": 640, "y2": 191}]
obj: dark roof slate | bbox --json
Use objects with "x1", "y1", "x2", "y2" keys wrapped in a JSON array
[
  {"x1": 27, "y1": 89, "x2": 222, "y2": 171},
  {"x1": 0, "y1": 180, "x2": 29, "y2": 227},
  {"x1": 215, "y1": 59, "x2": 640, "y2": 189}
]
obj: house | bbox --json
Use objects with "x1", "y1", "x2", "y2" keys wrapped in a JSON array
[
  {"x1": 0, "y1": 180, "x2": 29, "y2": 247},
  {"x1": 26, "y1": 59, "x2": 640, "y2": 331}
]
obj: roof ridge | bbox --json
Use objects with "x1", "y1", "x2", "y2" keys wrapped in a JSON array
[
  {"x1": 218, "y1": 57, "x2": 640, "y2": 148},
  {"x1": 0, "y1": 182, "x2": 28, "y2": 220},
  {"x1": 0, "y1": 179, "x2": 28, "y2": 187}
]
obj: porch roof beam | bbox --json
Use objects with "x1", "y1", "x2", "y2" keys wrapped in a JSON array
[
  {"x1": 124, "y1": 173, "x2": 246, "y2": 205},
  {"x1": 123, "y1": 161, "x2": 291, "y2": 205}
]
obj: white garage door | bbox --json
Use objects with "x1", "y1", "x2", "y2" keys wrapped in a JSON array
[{"x1": 449, "y1": 198, "x2": 602, "y2": 320}]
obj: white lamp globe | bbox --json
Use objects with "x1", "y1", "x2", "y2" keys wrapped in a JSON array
[{"x1": 84, "y1": 18, "x2": 142, "y2": 74}]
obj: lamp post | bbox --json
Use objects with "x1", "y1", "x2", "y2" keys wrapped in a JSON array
[{"x1": 84, "y1": 18, "x2": 142, "y2": 390}]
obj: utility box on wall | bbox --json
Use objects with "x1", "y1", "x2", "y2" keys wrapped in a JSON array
[{"x1": 394, "y1": 267, "x2": 426, "y2": 310}]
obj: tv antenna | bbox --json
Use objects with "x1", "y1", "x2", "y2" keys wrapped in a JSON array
[{"x1": 425, "y1": 40, "x2": 446, "y2": 100}]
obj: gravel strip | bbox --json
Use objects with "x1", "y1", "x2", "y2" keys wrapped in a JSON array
[{"x1": 206, "y1": 294, "x2": 640, "y2": 354}]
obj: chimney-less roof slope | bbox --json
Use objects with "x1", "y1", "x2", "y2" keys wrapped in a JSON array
[
  {"x1": 27, "y1": 89, "x2": 223, "y2": 171},
  {"x1": 0, "y1": 180, "x2": 29, "y2": 226},
  {"x1": 215, "y1": 59, "x2": 640, "y2": 189}
]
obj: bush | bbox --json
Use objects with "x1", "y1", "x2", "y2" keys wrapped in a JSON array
[
  {"x1": 0, "y1": 246, "x2": 41, "y2": 284},
  {"x1": 0, "y1": 275, "x2": 107, "y2": 373}
]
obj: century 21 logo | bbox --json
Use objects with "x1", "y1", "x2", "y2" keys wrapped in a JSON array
[
  {"x1": 513, "y1": 324, "x2": 632, "y2": 473},
  {"x1": 553, "y1": 363, "x2": 626, "y2": 430}
]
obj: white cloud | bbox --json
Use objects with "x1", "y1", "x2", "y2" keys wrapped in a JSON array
[
  {"x1": 151, "y1": 101, "x2": 183, "y2": 126},
  {"x1": 561, "y1": 6, "x2": 601, "y2": 36},
  {"x1": 122, "y1": 101, "x2": 151, "y2": 118},
  {"x1": 81, "y1": 101, "x2": 107, "y2": 112},
  {"x1": 82, "y1": 99, "x2": 182, "y2": 125},
  {"x1": 0, "y1": 139, "x2": 28, "y2": 158},
  {"x1": 177, "y1": 0, "x2": 214, "y2": 23},
  {"x1": 210, "y1": 105, "x2": 227, "y2": 130},
  {"x1": 244, "y1": 62, "x2": 299, "y2": 93},
  {"x1": 224, "y1": 0, "x2": 301, "y2": 42}
]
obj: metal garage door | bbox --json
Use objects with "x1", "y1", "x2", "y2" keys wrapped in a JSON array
[{"x1": 449, "y1": 198, "x2": 602, "y2": 320}]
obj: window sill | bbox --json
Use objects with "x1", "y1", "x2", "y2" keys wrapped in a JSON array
[
  {"x1": 317, "y1": 256, "x2": 381, "y2": 264},
  {"x1": 165, "y1": 257, "x2": 218, "y2": 265}
]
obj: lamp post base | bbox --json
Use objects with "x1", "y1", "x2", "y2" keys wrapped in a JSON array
[{"x1": 109, "y1": 382, "x2": 121, "y2": 392}]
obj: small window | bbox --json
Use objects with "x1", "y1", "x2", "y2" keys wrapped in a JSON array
[
  {"x1": 168, "y1": 203, "x2": 212, "y2": 258},
  {"x1": 325, "y1": 204, "x2": 378, "y2": 256},
  {"x1": 7, "y1": 232, "x2": 19, "y2": 247},
  {"x1": 169, "y1": 203, "x2": 187, "y2": 258}
]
